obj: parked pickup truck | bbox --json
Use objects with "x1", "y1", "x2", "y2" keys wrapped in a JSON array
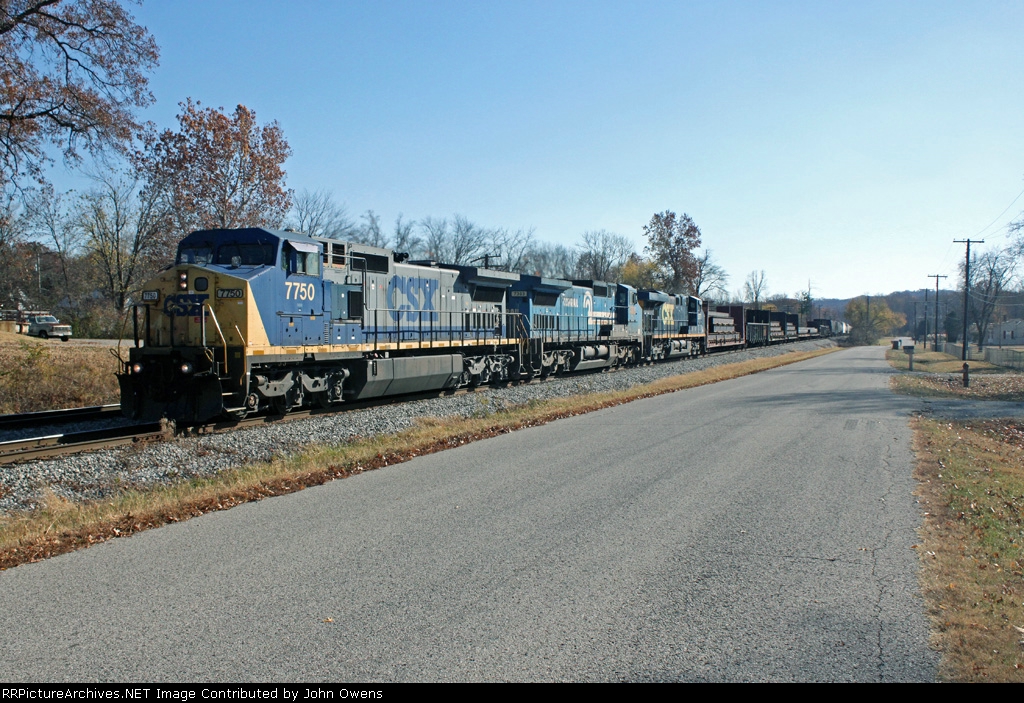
[{"x1": 27, "y1": 315, "x2": 72, "y2": 341}]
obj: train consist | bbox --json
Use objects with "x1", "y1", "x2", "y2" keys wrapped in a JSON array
[{"x1": 118, "y1": 227, "x2": 844, "y2": 423}]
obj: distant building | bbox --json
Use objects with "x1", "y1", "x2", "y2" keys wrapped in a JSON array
[{"x1": 985, "y1": 318, "x2": 1024, "y2": 347}]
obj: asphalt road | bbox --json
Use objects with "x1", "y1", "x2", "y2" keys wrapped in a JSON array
[{"x1": 0, "y1": 346, "x2": 937, "y2": 681}]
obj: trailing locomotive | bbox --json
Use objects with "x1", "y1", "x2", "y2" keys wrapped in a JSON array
[{"x1": 118, "y1": 227, "x2": 834, "y2": 424}]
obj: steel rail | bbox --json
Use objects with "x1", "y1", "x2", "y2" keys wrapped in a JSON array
[
  {"x1": 0, "y1": 404, "x2": 123, "y2": 432},
  {"x1": 0, "y1": 422, "x2": 170, "y2": 465}
]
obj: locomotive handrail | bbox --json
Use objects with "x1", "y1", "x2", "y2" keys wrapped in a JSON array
[
  {"x1": 202, "y1": 303, "x2": 229, "y2": 373},
  {"x1": 360, "y1": 307, "x2": 523, "y2": 349}
]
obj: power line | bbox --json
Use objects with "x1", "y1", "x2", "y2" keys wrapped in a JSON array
[{"x1": 969, "y1": 185, "x2": 1024, "y2": 240}]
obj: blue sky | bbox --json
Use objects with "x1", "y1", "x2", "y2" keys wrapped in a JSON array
[{"x1": 55, "y1": 1, "x2": 1024, "y2": 299}]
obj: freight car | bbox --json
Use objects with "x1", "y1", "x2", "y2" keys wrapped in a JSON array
[{"x1": 119, "y1": 227, "x2": 826, "y2": 424}]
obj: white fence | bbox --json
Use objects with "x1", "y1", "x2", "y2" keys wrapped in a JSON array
[{"x1": 942, "y1": 342, "x2": 1024, "y2": 369}]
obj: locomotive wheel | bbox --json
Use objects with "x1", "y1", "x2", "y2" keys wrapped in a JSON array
[
  {"x1": 311, "y1": 391, "x2": 331, "y2": 409},
  {"x1": 270, "y1": 394, "x2": 291, "y2": 416}
]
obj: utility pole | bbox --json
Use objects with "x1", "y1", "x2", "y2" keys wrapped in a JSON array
[
  {"x1": 928, "y1": 275, "x2": 946, "y2": 352},
  {"x1": 924, "y1": 289, "x2": 929, "y2": 344},
  {"x1": 913, "y1": 301, "x2": 918, "y2": 343},
  {"x1": 954, "y1": 239, "x2": 984, "y2": 360},
  {"x1": 866, "y1": 295, "x2": 870, "y2": 340}
]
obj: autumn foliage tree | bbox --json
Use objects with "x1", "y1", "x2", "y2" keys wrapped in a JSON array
[
  {"x1": 139, "y1": 99, "x2": 292, "y2": 235},
  {"x1": 0, "y1": 0, "x2": 158, "y2": 187},
  {"x1": 619, "y1": 253, "x2": 661, "y2": 290},
  {"x1": 643, "y1": 211, "x2": 702, "y2": 293},
  {"x1": 844, "y1": 296, "x2": 905, "y2": 346}
]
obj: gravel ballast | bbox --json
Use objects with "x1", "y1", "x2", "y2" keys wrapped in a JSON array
[{"x1": 0, "y1": 340, "x2": 836, "y2": 513}]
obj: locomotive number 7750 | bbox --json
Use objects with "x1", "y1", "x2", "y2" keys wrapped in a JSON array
[{"x1": 286, "y1": 282, "x2": 316, "y2": 301}]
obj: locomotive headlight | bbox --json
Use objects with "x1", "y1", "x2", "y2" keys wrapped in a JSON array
[
  {"x1": 131, "y1": 362, "x2": 144, "y2": 374},
  {"x1": 179, "y1": 362, "x2": 194, "y2": 375},
  {"x1": 179, "y1": 272, "x2": 188, "y2": 290}
]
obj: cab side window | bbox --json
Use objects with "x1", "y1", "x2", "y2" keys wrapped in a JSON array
[{"x1": 284, "y1": 244, "x2": 320, "y2": 276}]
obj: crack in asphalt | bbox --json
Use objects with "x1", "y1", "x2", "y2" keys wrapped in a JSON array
[{"x1": 871, "y1": 438, "x2": 899, "y2": 681}]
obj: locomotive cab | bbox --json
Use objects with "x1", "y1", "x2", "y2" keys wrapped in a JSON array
[{"x1": 120, "y1": 228, "x2": 314, "y2": 422}]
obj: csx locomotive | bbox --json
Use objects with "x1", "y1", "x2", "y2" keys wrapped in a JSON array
[{"x1": 118, "y1": 227, "x2": 826, "y2": 423}]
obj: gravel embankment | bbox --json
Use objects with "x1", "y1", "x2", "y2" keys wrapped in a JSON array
[{"x1": 0, "y1": 340, "x2": 835, "y2": 513}]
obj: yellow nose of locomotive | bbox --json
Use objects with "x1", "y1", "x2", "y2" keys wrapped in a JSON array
[
  {"x1": 138, "y1": 267, "x2": 253, "y2": 349},
  {"x1": 121, "y1": 265, "x2": 259, "y2": 423}
]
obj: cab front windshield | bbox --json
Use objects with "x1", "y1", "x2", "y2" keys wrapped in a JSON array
[
  {"x1": 176, "y1": 246, "x2": 212, "y2": 265},
  {"x1": 175, "y1": 243, "x2": 277, "y2": 267},
  {"x1": 215, "y1": 243, "x2": 277, "y2": 267}
]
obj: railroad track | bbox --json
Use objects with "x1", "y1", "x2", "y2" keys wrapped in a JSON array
[
  {"x1": 0, "y1": 385, "x2": 481, "y2": 463},
  {"x1": 0, "y1": 422, "x2": 171, "y2": 465},
  {"x1": 0, "y1": 404, "x2": 123, "y2": 432},
  {"x1": 0, "y1": 346, "x2": 762, "y2": 464}
]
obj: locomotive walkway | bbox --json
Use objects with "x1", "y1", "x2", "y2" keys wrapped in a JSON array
[{"x1": 0, "y1": 346, "x2": 937, "y2": 681}]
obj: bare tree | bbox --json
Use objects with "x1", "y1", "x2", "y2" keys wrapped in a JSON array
[
  {"x1": 0, "y1": 189, "x2": 29, "y2": 306},
  {"x1": 449, "y1": 215, "x2": 489, "y2": 265},
  {"x1": 743, "y1": 270, "x2": 768, "y2": 309},
  {"x1": 76, "y1": 173, "x2": 173, "y2": 311},
  {"x1": 692, "y1": 249, "x2": 729, "y2": 301},
  {"x1": 287, "y1": 189, "x2": 354, "y2": 239},
  {"x1": 963, "y1": 247, "x2": 1016, "y2": 349},
  {"x1": 575, "y1": 230, "x2": 634, "y2": 281},
  {"x1": 420, "y1": 214, "x2": 489, "y2": 264},
  {"x1": 420, "y1": 216, "x2": 448, "y2": 261},
  {"x1": 351, "y1": 209, "x2": 388, "y2": 248},
  {"x1": 24, "y1": 185, "x2": 84, "y2": 310},
  {"x1": 519, "y1": 242, "x2": 578, "y2": 278},
  {"x1": 392, "y1": 213, "x2": 422, "y2": 257},
  {"x1": 489, "y1": 226, "x2": 535, "y2": 272}
]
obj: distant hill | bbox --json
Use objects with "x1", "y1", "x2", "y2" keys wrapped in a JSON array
[{"x1": 814, "y1": 290, "x2": 954, "y2": 332}]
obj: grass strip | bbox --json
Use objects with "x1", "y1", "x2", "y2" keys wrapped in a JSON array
[
  {"x1": 912, "y1": 417, "x2": 1024, "y2": 681},
  {"x1": 887, "y1": 347, "x2": 1024, "y2": 402},
  {"x1": 0, "y1": 346, "x2": 838, "y2": 570},
  {"x1": 886, "y1": 348, "x2": 1000, "y2": 374},
  {"x1": 893, "y1": 374, "x2": 1024, "y2": 402},
  {"x1": 0, "y1": 334, "x2": 121, "y2": 414}
]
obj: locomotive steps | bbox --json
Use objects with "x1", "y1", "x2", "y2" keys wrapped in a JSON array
[{"x1": 0, "y1": 343, "x2": 838, "y2": 570}]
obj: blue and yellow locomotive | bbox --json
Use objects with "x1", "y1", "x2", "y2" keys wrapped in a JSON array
[
  {"x1": 121, "y1": 227, "x2": 518, "y2": 422},
  {"x1": 121, "y1": 227, "x2": 657, "y2": 423},
  {"x1": 121, "y1": 226, "x2": 826, "y2": 424}
]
